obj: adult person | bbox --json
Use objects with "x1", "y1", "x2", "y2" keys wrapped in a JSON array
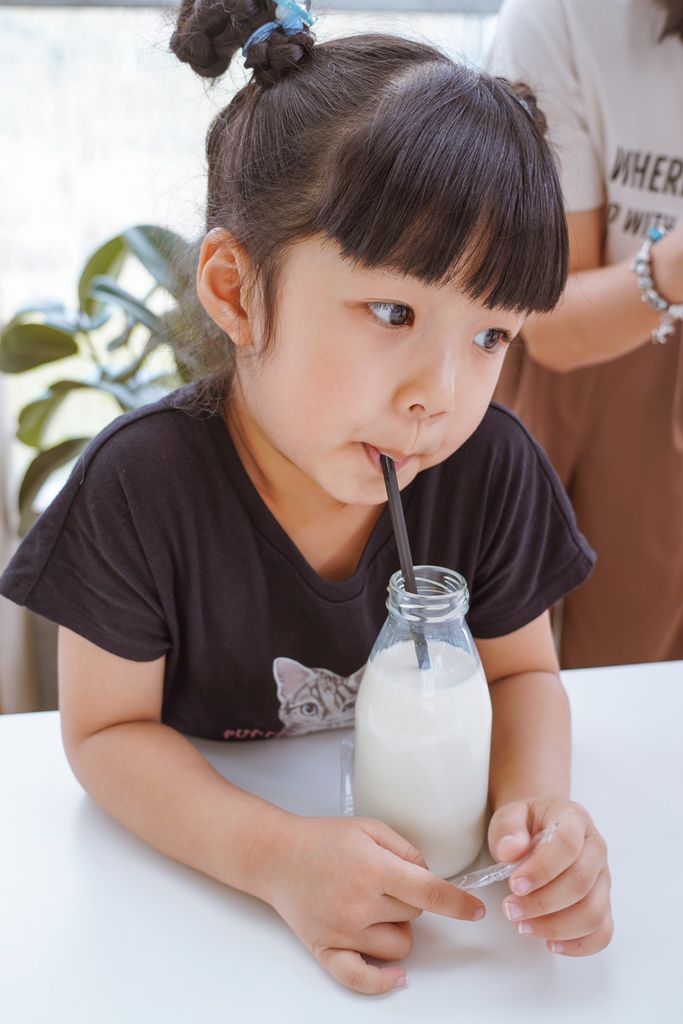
[{"x1": 488, "y1": 0, "x2": 683, "y2": 668}]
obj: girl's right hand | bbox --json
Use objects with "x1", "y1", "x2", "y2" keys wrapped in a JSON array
[{"x1": 263, "y1": 815, "x2": 485, "y2": 995}]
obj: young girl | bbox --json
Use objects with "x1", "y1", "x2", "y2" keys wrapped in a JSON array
[{"x1": 0, "y1": 0, "x2": 612, "y2": 995}]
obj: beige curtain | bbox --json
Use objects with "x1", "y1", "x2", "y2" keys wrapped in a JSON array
[{"x1": 0, "y1": 377, "x2": 39, "y2": 713}]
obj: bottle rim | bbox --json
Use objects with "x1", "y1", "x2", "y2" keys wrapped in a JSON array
[{"x1": 386, "y1": 565, "x2": 470, "y2": 622}]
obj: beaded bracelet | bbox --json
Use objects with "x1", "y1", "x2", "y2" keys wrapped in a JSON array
[{"x1": 631, "y1": 226, "x2": 683, "y2": 345}]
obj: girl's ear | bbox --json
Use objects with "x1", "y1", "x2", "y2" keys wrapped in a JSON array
[{"x1": 196, "y1": 228, "x2": 257, "y2": 350}]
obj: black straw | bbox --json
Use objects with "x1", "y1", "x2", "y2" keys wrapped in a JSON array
[{"x1": 380, "y1": 455, "x2": 431, "y2": 670}]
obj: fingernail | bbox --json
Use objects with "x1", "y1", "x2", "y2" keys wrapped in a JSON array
[
  {"x1": 498, "y1": 833, "x2": 523, "y2": 856},
  {"x1": 395, "y1": 973, "x2": 408, "y2": 987},
  {"x1": 504, "y1": 900, "x2": 524, "y2": 921},
  {"x1": 511, "y1": 876, "x2": 532, "y2": 895},
  {"x1": 472, "y1": 905, "x2": 486, "y2": 921},
  {"x1": 518, "y1": 921, "x2": 533, "y2": 935},
  {"x1": 548, "y1": 942, "x2": 565, "y2": 955}
]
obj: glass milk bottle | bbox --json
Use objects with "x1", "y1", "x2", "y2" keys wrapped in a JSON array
[{"x1": 353, "y1": 566, "x2": 492, "y2": 878}]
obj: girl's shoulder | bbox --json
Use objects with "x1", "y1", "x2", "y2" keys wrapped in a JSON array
[
  {"x1": 423, "y1": 403, "x2": 595, "y2": 641},
  {"x1": 17, "y1": 381, "x2": 227, "y2": 567},
  {"x1": 420, "y1": 401, "x2": 583, "y2": 548},
  {"x1": 0, "y1": 382, "x2": 226, "y2": 649},
  {"x1": 76, "y1": 381, "x2": 216, "y2": 474},
  {"x1": 62, "y1": 381, "x2": 227, "y2": 513},
  {"x1": 448, "y1": 400, "x2": 556, "y2": 482}
]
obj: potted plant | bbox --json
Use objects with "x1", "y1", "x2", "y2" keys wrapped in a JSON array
[{"x1": 0, "y1": 225, "x2": 194, "y2": 535}]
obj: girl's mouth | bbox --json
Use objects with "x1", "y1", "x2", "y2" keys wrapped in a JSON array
[{"x1": 363, "y1": 443, "x2": 412, "y2": 473}]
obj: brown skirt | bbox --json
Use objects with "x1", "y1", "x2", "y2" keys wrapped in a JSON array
[{"x1": 495, "y1": 327, "x2": 683, "y2": 668}]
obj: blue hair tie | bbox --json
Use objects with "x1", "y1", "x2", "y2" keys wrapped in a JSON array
[{"x1": 242, "y1": 1, "x2": 316, "y2": 58}]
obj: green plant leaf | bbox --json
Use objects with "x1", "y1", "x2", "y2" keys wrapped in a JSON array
[
  {"x1": 18, "y1": 437, "x2": 90, "y2": 537},
  {"x1": 4, "y1": 223, "x2": 188, "y2": 533},
  {"x1": 41, "y1": 314, "x2": 84, "y2": 334},
  {"x1": 2, "y1": 310, "x2": 84, "y2": 338},
  {"x1": 18, "y1": 379, "x2": 138, "y2": 450},
  {"x1": 130, "y1": 379, "x2": 180, "y2": 407},
  {"x1": 109, "y1": 334, "x2": 161, "y2": 383},
  {"x1": 93, "y1": 379, "x2": 141, "y2": 410},
  {"x1": 12, "y1": 299, "x2": 67, "y2": 319},
  {"x1": 105, "y1": 317, "x2": 137, "y2": 353},
  {"x1": 134, "y1": 369, "x2": 180, "y2": 392},
  {"x1": 79, "y1": 308, "x2": 111, "y2": 332},
  {"x1": 123, "y1": 225, "x2": 192, "y2": 298},
  {"x1": 0, "y1": 322, "x2": 79, "y2": 373},
  {"x1": 17, "y1": 381, "x2": 89, "y2": 448},
  {"x1": 78, "y1": 235, "x2": 128, "y2": 318},
  {"x1": 87, "y1": 276, "x2": 170, "y2": 339}
]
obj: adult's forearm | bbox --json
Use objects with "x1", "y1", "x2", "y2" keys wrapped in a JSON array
[
  {"x1": 522, "y1": 257, "x2": 661, "y2": 372},
  {"x1": 488, "y1": 671, "x2": 571, "y2": 811},
  {"x1": 64, "y1": 720, "x2": 294, "y2": 901}
]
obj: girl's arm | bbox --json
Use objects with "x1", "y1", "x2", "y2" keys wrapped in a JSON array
[
  {"x1": 479, "y1": 610, "x2": 570, "y2": 806},
  {"x1": 476, "y1": 612, "x2": 613, "y2": 957},
  {"x1": 520, "y1": 209, "x2": 683, "y2": 373},
  {"x1": 58, "y1": 626, "x2": 482, "y2": 995},
  {"x1": 58, "y1": 626, "x2": 295, "y2": 899}
]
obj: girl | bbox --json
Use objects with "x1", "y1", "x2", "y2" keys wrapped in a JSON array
[{"x1": 0, "y1": 0, "x2": 612, "y2": 995}]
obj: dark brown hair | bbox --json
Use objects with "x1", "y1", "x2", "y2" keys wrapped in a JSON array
[
  {"x1": 169, "y1": 1, "x2": 568, "y2": 395},
  {"x1": 655, "y1": 0, "x2": 683, "y2": 41}
]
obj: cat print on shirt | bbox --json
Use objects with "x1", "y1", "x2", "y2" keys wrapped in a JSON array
[{"x1": 273, "y1": 657, "x2": 364, "y2": 736}]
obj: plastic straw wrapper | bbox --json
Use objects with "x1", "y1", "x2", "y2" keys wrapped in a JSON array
[
  {"x1": 340, "y1": 735, "x2": 355, "y2": 817},
  {"x1": 449, "y1": 822, "x2": 559, "y2": 890}
]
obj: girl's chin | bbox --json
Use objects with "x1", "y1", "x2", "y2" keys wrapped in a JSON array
[
  {"x1": 317, "y1": 480, "x2": 387, "y2": 508},
  {"x1": 320, "y1": 462, "x2": 419, "y2": 507},
  {"x1": 296, "y1": 444, "x2": 424, "y2": 507}
]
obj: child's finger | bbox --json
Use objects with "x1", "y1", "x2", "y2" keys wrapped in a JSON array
[
  {"x1": 509, "y1": 869, "x2": 611, "y2": 941},
  {"x1": 383, "y1": 857, "x2": 485, "y2": 921},
  {"x1": 546, "y1": 912, "x2": 614, "y2": 957},
  {"x1": 508, "y1": 816, "x2": 585, "y2": 895},
  {"x1": 378, "y1": 894, "x2": 424, "y2": 923},
  {"x1": 488, "y1": 799, "x2": 533, "y2": 861},
  {"x1": 317, "y1": 946, "x2": 406, "y2": 995},
  {"x1": 503, "y1": 845, "x2": 604, "y2": 921},
  {"x1": 363, "y1": 818, "x2": 429, "y2": 868},
  {"x1": 354, "y1": 921, "x2": 413, "y2": 961}
]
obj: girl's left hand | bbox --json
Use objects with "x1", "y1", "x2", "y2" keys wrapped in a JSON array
[{"x1": 487, "y1": 799, "x2": 613, "y2": 956}]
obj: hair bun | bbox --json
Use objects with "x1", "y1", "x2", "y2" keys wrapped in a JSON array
[
  {"x1": 244, "y1": 25, "x2": 314, "y2": 87},
  {"x1": 170, "y1": 0, "x2": 314, "y2": 86}
]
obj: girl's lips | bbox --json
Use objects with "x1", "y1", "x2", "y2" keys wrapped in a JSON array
[{"x1": 364, "y1": 443, "x2": 412, "y2": 473}]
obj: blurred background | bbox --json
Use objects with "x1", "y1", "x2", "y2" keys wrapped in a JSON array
[{"x1": 0, "y1": 2, "x2": 500, "y2": 712}]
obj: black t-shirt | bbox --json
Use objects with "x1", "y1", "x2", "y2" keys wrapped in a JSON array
[{"x1": 0, "y1": 383, "x2": 594, "y2": 741}]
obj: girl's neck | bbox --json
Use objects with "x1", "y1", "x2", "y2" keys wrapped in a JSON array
[
  {"x1": 223, "y1": 387, "x2": 341, "y2": 521},
  {"x1": 222, "y1": 389, "x2": 383, "y2": 581}
]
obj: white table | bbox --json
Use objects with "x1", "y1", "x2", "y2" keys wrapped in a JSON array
[{"x1": 1, "y1": 661, "x2": 682, "y2": 1023}]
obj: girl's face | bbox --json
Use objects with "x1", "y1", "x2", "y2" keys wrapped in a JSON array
[{"x1": 232, "y1": 235, "x2": 525, "y2": 507}]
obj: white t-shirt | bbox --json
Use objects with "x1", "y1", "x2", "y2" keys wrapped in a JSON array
[{"x1": 487, "y1": 0, "x2": 683, "y2": 263}]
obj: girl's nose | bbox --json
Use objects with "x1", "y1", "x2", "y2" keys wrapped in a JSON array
[{"x1": 393, "y1": 358, "x2": 456, "y2": 421}]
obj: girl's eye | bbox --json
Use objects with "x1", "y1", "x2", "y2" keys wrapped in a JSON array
[
  {"x1": 368, "y1": 302, "x2": 414, "y2": 327},
  {"x1": 472, "y1": 328, "x2": 511, "y2": 353}
]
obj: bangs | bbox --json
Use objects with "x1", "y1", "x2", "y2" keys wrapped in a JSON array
[{"x1": 315, "y1": 63, "x2": 568, "y2": 314}]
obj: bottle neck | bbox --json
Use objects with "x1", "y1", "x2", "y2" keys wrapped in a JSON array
[{"x1": 386, "y1": 566, "x2": 469, "y2": 625}]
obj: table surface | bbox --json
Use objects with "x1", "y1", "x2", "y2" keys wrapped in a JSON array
[{"x1": 1, "y1": 660, "x2": 682, "y2": 1023}]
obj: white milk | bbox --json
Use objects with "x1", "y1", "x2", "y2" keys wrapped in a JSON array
[{"x1": 353, "y1": 639, "x2": 492, "y2": 878}]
